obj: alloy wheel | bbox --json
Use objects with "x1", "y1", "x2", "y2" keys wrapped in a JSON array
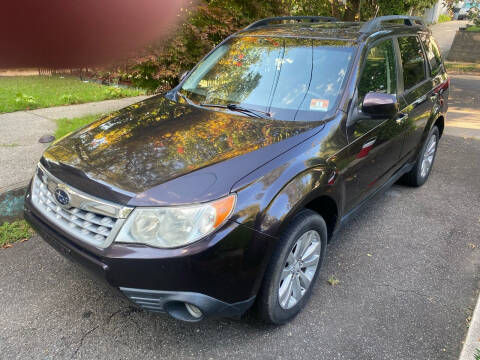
[
  {"x1": 278, "y1": 230, "x2": 321, "y2": 309},
  {"x1": 420, "y1": 134, "x2": 437, "y2": 178}
]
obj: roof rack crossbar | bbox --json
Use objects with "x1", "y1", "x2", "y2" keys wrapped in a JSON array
[
  {"x1": 360, "y1": 15, "x2": 426, "y2": 33},
  {"x1": 244, "y1": 16, "x2": 338, "y2": 30}
]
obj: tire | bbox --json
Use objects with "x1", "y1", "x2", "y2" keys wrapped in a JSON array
[
  {"x1": 257, "y1": 209, "x2": 328, "y2": 325},
  {"x1": 402, "y1": 126, "x2": 440, "y2": 187}
]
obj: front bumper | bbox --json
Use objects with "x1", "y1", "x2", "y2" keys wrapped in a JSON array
[{"x1": 24, "y1": 191, "x2": 272, "y2": 321}]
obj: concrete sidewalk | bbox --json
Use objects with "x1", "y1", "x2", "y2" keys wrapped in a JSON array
[
  {"x1": 0, "y1": 95, "x2": 149, "y2": 193},
  {"x1": 430, "y1": 20, "x2": 469, "y2": 58},
  {"x1": 0, "y1": 96, "x2": 149, "y2": 222}
]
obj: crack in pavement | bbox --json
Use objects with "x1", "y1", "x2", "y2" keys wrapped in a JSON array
[{"x1": 71, "y1": 308, "x2": 123, "y2": 358}]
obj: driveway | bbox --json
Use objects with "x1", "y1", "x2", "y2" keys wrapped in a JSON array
[
  {"x1": 1, "y1": 77, "x2": 480, "y2": 359},
  {"x1": 446, "y1": 74, "x2": 480, "y2": 139},
  {"x1": 430, "y1": 20, "x2": 469, "y2": 57}
]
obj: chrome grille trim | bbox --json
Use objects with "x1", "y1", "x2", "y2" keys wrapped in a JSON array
[
  {"x1": 31, "y1": 165, "x2": 132, "y2": 249},
  {"x1": 37, "y1": 162, "x2": 132, "y2": 219}
]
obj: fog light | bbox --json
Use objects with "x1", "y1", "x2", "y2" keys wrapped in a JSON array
[{"x1": 185, "y1": 303, "x2": 203, "y2": 319}]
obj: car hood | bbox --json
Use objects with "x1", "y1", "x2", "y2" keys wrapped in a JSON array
[{"x1": 41, "y1": 95, "x2": 324, "y2": 206}]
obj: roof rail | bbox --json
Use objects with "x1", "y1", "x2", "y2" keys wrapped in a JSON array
[
  {"x1": 244, "y1": 16, "x2": 338, "y2": 30},
  {"x1": 360, "y1": 15, "x2": 426, "y2": 33}
]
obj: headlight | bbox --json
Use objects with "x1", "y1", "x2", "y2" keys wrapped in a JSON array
[{"x1": 115, "y1": 194, "x2": 236, "y2": 248}]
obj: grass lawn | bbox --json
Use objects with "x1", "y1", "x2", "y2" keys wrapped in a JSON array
[
  {"x1": 0, "y1": 220, "x2": 35, "y2": 248},
  {"x1": 466, "y1": 25, "x2": 480, "y2": 32},
  {"x1": 0, "y1": 76, "x2": 146, "y2": 113},
  {"x1": 55, "y1": 114, "x2": 102, "y2": 139},
  {"x1": 446, "y1": 61, "x2": 480, "y2": 74}
]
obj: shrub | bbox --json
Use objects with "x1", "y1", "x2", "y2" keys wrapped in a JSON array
[
  {"x1": 468, "y1": 5, "x2": 480, "y2": 26},
  {"x1": 438, "y1": 14, "x2": 451, "y2": 23}
]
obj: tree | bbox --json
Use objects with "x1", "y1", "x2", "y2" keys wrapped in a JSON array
[{"x1": 94, "y1": 0, "x2": 438, "y2": 92}]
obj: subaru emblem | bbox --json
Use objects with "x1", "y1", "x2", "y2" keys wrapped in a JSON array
[{"x1": 54, "y1": 188, "x2": 70, "y2": 206}]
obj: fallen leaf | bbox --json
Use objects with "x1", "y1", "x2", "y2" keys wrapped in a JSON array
[
  {"x1": 327, "y1": 276, "x2": 340, "y2": 286},
  {"x1": 367, "y1": 253, "x2": 372, "y2": 257},
  {"x1": 1, "y1": 243, "x2": 13, "y2": 249},
  {"x1": 468, "y1": 243, "x2": 476, "y2": 250}
]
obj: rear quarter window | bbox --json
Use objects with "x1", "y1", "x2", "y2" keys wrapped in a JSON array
[{"x1": 397, "y1": 36, "x2": 427, "y2": 90}]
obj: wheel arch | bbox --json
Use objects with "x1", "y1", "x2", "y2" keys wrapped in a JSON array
[
  {"x1": 304, "y1": 195, "x2": 338, "y2": 240},
  {"x1": 258, "y1": 167, "x2": 341, "y2": 242},
  {"x1": 434, "y1": 115, "x2": 445, "y2": 138}
]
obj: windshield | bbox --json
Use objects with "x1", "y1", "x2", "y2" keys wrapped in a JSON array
[{"x1": 180, "y1": 36, "x2": 355, "y2": 121}]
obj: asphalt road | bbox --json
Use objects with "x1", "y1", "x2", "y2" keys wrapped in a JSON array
[
  {"x1": 1, "y1": 75, "x2": 480, "y2": 359},
  {"x1": 1, "y1": 137, "x2": 479, "y2": 360}
]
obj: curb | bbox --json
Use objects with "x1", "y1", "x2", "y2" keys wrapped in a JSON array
[
  {"x1": 459, "y1": 291, "x2": 480, "y2": 359},
  {"x1": 0, "y1": 184, "x2": 28, "y2": 223}
]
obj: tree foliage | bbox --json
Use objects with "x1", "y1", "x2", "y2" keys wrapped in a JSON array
[{"x1": 95, "y1": 0, "x2": 437, "y2": 92}]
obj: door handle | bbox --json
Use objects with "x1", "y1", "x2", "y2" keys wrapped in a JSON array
[{"x1": 396, "y1": 113, "x2": 408, "y2": 125}]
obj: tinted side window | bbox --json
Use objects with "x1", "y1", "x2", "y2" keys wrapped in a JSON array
[
  {"x1": 358, "y1": 39, "x2": 397, "y2": 103},
  {"x1": 398, "y1": 36, "x2": 426, "y2": 90},
  {"x1": 421, "y1": 35, "x2": 443, "y2": 76}
]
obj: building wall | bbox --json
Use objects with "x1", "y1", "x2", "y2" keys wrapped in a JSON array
[{"x1": 424, "y1": 0, "x2": 449, "y2": 23}]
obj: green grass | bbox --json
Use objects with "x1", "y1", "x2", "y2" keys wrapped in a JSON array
[
  {"x1": 475, "y1": 348, "x2": 480, "y2": 360},
  {"x1": 0, "y1": 76, "x2": 146, "y2": 113},
  {"x1": 466, "y1": 25, "x2": 480, "y2": 32},
  {"x1": 0, "y1": 220, "x2": 35, "y2": 248},
  {"x1": 437, "y1": 14, "x2": 451, "y2": 23},
  {"x1": 445, "y1": 61, "x2": 480, "y2": 73},
  {"x1": 55, "y1": 114, "x2": 102, "y2": 139}
]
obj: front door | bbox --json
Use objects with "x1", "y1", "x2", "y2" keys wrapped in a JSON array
[{"x1": 343, "y1": 38, "x2": 405, "y2": 212}]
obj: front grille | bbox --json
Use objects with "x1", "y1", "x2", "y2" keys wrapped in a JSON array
[{"x1": 30, "y1": 166, "x2": 130, "y2": 249}]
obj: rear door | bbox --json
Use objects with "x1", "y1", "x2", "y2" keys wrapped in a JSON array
[
  {"x1": 343, "y1": 38, "x2": 405, "y2": 212},
  {"x1": 421, "y1": 34, "x2": 449, "y2": 114},
  {"x1": 396, "y1": 35, "x2": 434, "y2": 161}
]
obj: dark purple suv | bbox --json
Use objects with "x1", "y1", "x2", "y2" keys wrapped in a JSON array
[{"x1": 24, "y1": 16, "x2": 449, "y2": 324}]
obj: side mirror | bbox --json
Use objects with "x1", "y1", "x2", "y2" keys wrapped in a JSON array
[
  {"x1": 179, "y1": 70, "x2": 189, "y2": 82},
  {"x1": 361, "y1": 92, "x2": 398, "y2": 118}
]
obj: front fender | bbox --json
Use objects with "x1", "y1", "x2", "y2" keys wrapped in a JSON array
[
  {"x1": 232, "y1": 164, "x2": 341, "y2": 239},
  {"x1": 258, "y1": 168, "x2": 339, "y2": 236},
  {"x1": 231, "y1": 114, "x2": 346, "y2": 238}
]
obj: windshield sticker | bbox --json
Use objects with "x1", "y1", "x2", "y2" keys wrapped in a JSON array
[{"x1": 310, "y1": 99, "x2": 329, "y2": 111}]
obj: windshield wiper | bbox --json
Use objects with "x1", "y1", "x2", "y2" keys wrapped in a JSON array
[
  {"x1": 200, "y1": 103, "x2": 271, "y2": 119},
  {"x1": 176, "y1": 91, "x2": 196, "y2": 106}
]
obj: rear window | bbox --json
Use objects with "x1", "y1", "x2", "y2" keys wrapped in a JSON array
[
  {"x1": 398, "y1": 36, "x2": 426, "y2": 91},
  {"x1": 421, "y1": 35, "x2": 443, "y2": 77},
  {"x1": 181, "y1": 36, "x2": 355, "y2": 121}
]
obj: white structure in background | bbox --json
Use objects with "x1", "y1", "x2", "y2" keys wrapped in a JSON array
[{"x1": 423, "y1": 0, "x2": 450, "y2": 23}]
